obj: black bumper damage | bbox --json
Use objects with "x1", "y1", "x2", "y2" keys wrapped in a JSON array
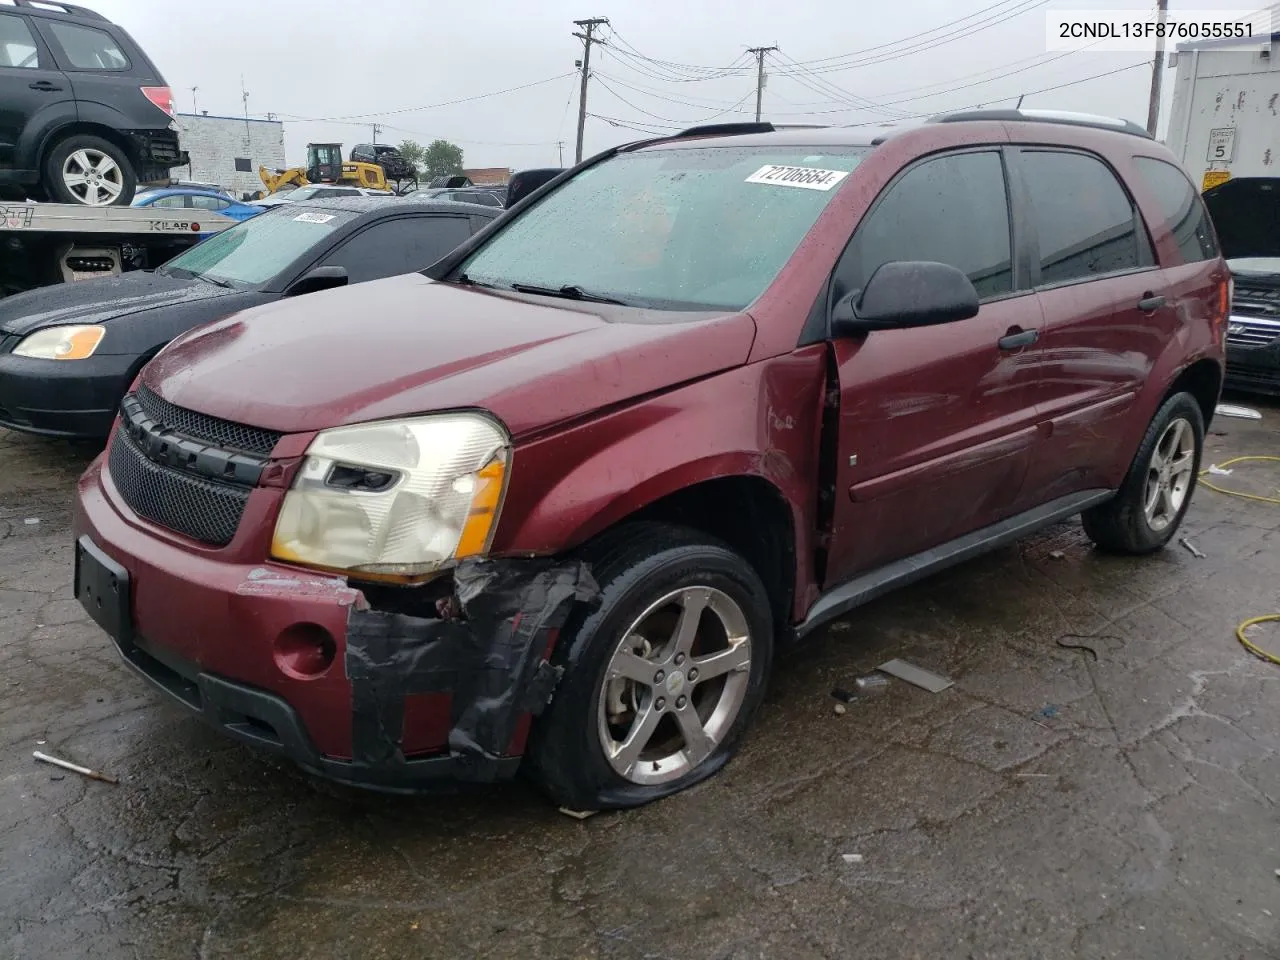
[
  {"x1": 99, "y1": 552, "x2": 599, "y2": 791},
  {"x1": 344, "y1": 558, "x2": 599, "y2": 785}
]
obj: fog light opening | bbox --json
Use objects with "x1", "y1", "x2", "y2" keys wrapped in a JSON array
[{"x1": 273, "y1": 623, "x2": 337, "y2": 680}]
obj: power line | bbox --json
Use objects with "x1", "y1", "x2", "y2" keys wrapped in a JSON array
[
  {"x1": 593, "y1": 75, "x2": 753, "y2": 127},
  {"x1": 275, "y1": 72, "x2": 576, "y2": 123}
]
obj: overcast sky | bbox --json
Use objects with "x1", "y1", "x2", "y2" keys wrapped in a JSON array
[{"x1": 86, "y1": 0, "x2": 1266, "y2": 170}]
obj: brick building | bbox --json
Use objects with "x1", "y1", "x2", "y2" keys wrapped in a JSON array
[{"x1": 170, "y1": 113, "x2": 286, "y2": 199}]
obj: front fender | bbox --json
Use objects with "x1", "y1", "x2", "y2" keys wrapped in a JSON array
[{"x1": 489, "y1": 348, "x2": 828, "y2": 618}]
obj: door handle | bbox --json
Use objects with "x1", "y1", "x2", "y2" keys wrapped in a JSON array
[
  {"x1": 29, "y1": 81, "x2": 63, "y2": 91},
  {"x1": 1137, "y1": 294, "x2": 1166, "y2": 312},
  {"x1": 997, "y1": 328, "x2": 1039, "y2": 350}
]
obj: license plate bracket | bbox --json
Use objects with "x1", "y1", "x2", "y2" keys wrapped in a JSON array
[{"x1": 74, "y1": 535, "x2": 132, "y2": 645}]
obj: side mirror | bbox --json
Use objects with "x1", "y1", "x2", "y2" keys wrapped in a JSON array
[
  {"x1": 831, "y1": 260, "x2": 980, "y2": 336},
  {"x1": 285, "y1": 265, "x2": 349, "y2": 297}
]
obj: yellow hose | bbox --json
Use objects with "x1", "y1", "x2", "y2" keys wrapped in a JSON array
[
  {"x1": 1236, "y1": 615, "x2": 1280, "y2": 666},
  {"x1": 1200, "y1": 459, "x2": 1280, "y2": 664},
  {"x1": 1199, "y1": 455, "x2": 1280, "y2": 505}
]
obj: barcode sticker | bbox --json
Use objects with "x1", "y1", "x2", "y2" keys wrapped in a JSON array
[{"x1": 744, "y1": 165, "x2": 850, "y2": 191}]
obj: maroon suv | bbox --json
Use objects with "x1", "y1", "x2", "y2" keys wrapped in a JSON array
[{"x1": 73, "y1": 111, "x2": 1229, "y2": 809}]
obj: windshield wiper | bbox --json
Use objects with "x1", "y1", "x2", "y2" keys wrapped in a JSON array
[
  {"x1": 194, "y1": 274, "x2": 233, "y2": 289},
  {"x1": 509, "y1": 282, "x2": 626, "y2": 305}
]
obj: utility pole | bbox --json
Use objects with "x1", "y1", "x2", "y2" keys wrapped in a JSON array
[
  {"x1": 748, "y1": 46, "x2": 778, "y2": 122},
  {"x1": 573, "y1": 17, "x2": 608, "y2": 164},
  {"x1": 190, "y1": 86, "x2": 198, "y2": 115},
  {"x1": 1146, "y1": 0, "x2": 1169, "y2": 135},
  {"x1": 557, "y1": 140, "x2": 565, "y2": 165},
  {"x1": 372, "y1": 123, "x2": 382, "y2": 144}
]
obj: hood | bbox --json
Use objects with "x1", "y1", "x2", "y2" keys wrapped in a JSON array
[
  {"x1": 1203, "y1": 177, "x2": 1280, "y2": 260},
  {"x1": 0, "y1": 271, "x2": 234, "y2": 337},
  {"x1": 1227, "y1": 257, "x2": 1280, "y2": 278},
  {"x1": 143, "y1": 273, "x2": 757, "y2": 438}
]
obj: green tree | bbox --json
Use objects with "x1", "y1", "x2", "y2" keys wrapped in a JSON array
[
  {"x1": 395, "y1": 139, "x2": 425, "y2": 178},
  {"x1": 423, "y1": 139, "x2": 465, "y2": 182}
]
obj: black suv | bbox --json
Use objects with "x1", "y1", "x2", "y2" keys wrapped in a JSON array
[{"x1": 0, "y1": 0, "x2": 186, "y2": 206}]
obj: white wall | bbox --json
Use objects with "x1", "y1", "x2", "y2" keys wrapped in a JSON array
[{"x1": 170, "y1": 114, "x2": 286, "y2": 198}]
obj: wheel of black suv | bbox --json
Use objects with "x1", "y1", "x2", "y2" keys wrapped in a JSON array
[
  {"x1": 526, "y1": 524, "x2": 774, "y2": 810},
  {"x1": 1083, "y1": 391, "x2": 1205, "y2": 554},
  {"x1": 43, "y1": 134, "x2": 136, "y2": 206}
]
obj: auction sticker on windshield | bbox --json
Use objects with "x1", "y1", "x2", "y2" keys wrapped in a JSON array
[
  {"x1": 745, "y1": 165, "x2": 850, "y2": 191},
  {"x1": 293, "y1": 212, "x2": 336, "y2": 224}
]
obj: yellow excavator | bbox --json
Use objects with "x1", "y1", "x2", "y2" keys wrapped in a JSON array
[{"x1": 258, "y1": 143, "x2": 393, "y2": 196}]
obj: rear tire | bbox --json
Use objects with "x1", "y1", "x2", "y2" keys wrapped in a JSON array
[
  {"x1": 43, "y1": 134, "x2": 136, "y2": 206},
  {"x1": 525, "y1": 523, "x2": 774, "y2": 810},
  {"x1": 1082, "y1": 392, "x2": 1204, "y2": 554}
]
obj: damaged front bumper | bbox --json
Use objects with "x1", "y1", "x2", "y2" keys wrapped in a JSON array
[{"x1": 73, "y1": 457, "x2": 597, "y2": 791}]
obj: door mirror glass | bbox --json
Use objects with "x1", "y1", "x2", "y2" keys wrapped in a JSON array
[
  {"x1": 286, "y1": 265, "x2": 349, "y2": 297},
  {"x1": 832, "y1": 260, "x2": 979, "y2": 335}
]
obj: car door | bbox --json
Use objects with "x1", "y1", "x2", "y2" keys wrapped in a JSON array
[
  {"x1": 824, "y1": 148, "x2": 1045, "y2": 584},
  {"x1": 315, "y1": 214, "x2": 476, "y2": 283},
  {"x1": 0, "y1": 12, "x2": 72, "y2": 172},
  {"x1": 1011, "y1": 148, "x2": 1173, "y2": 500}
]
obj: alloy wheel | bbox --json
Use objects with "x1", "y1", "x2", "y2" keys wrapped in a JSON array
[
  {"x1": 1144, "y1": 416, "x2": 1196, "y2": 532},
  {"x1": 597, "y1": 585, "x2": 752, "y2": 785},
  {"x1": 62, "y1": 149, "x2": 124, "y2": 206}
]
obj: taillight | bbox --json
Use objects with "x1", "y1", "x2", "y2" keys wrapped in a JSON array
[
  {"x1": 140, "y1": 86, "x2": 174, "y2": 118},
  {"x1": 1213, "y1": 274, "x2": 1232, "y2": 344}
]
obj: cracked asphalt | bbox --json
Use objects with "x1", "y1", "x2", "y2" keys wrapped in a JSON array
[{"x1": 2, "y1": 402, "x2": 1279, "y2": 960}]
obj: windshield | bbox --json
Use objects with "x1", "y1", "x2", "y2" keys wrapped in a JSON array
[
  {"x1": 160, "y1": 208, "x2": 354, "y2": 286},
  {"x1": 458, "y1": 145, "x2": 868, "y2": 310}
]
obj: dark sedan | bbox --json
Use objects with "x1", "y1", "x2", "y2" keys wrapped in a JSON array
[{"x1": 0, "y1": 198, "x2": 499, "y2": 438}]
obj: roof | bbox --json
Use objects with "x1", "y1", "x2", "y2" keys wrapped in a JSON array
[{"x1": 628, "y1": 111, "x2": 1151, "y2": 153}]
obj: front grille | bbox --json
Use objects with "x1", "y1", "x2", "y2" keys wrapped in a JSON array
[
  {"x1": 1226, "y1": 316, "x2": 1280, "y2": 348},
  {"x1": 1232, "y1": 283, "x2": 1280, "y2": 318},
  {"x1": 134, "y1": 384, "x2": 281, "y2": 456},
  {"x1": 109, "y1": 425, "x2": 249, "y2": 546}
]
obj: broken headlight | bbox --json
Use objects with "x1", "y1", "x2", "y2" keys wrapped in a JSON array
[{"x1": 270, "y1": 413, "x2": 510, "y2": 582}]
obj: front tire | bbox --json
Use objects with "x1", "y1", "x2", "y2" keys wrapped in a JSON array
[
  {"x1": 43, "y1": 134, "x2": 136, "y2": 206},
  {"x1": 1083, "y1": 392, "x2": 1204, "y2": 554},
  {"x1": 525, "y1": 524, "x2": 774, "y2": 810}
]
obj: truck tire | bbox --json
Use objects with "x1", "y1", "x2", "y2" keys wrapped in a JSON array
[
  {"x1": 525, "y1": 523, "x2": 774, "y2": 810},
  {"x1": 1082, "y1": 392, "x2": 1204, "y2": 554},
  {"x1": 43, "y1": 134, "x2": 136, "y2": 206}
]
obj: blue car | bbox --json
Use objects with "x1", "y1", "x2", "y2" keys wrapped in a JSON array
[{"x1": 132, "y1": 187, "x2": 263, "y2": 224}]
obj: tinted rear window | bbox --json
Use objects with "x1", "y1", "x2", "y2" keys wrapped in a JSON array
[
  {"x1": 1131, "y1": 157, "x2": 1219, "y2": 263},
  {"x1": 1020, "y1": 150, "x2": 1153, "y2": 285}
]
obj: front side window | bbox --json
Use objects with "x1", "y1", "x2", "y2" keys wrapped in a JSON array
[
  {"x1": 459, "y1": 146, "x2": 869, "y2": 310},
  {"x1": 835, "y1": 150, "x2": 1014, "y2": 301},
  {"x1": 1020, "y1": 150, "x2": 1153, "y2": 285},
  {"x1": 1131, "y1": 156, "x2": 1219, "y2": 263},
  {"x1": 45, "y1": 21, "x2": 128, "y2": 71},
  {"x1": 159, "y1": 208, "x2": 355, "y2": 286},
  {"x1": 0, "y1": 13, "x2": 40, "y2": 68}
]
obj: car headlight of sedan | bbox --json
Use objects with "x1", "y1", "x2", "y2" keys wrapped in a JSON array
[
  {"x1": 271, "y1": 413, "x2": 510, "y2": 581},
  {"x1": 13, "y1": 325, "x2": 106, "y2": 360}
]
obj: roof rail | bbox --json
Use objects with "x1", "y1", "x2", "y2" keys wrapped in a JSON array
[
  {"x1": 674, "y1": 122, "x2": 776, "y2": 139},
  {"x1": 929, "y1": 108, "x2": 1152, "y2": 140},
  {"x1": 7, "y1": 0, "x2": 108, "y2": 19}
]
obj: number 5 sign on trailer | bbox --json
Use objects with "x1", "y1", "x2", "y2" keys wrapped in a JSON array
[{"x1": 1207, "y1": 128, "x2": 1236, "y2": 163}]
